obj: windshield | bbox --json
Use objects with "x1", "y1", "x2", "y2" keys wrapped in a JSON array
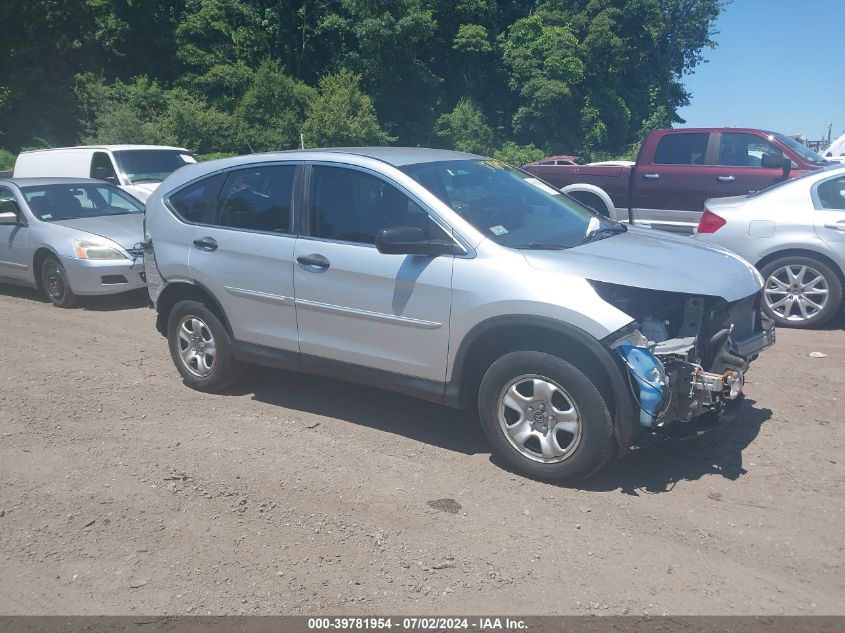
[
  {"x1": 401, "y1": 159, "x2": 620, "y2": 249},
  {"x1": 772, "y1": 132, "x2": 828, "y2": 165},
  {"x1": 113, "y1": 150, "x2": 195, "y2": 184},
  {"x1": 22, "y1": 183, "x2": 144, "y2": 221}
]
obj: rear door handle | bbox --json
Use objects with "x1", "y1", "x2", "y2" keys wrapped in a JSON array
[
  {"x1": 642, "y1": 173, "x2": 660, "y2": 180},
  {"x1": 192, "y1": 237, "x2": 218, "y2": 252},
  {"x1": 823, "y1": 223, "x2": 845, "y2": 232},
  {"x1": 297, "y1": 254, "x2": 330, "y2": 271},
  {"x1": 717, "y1": 175, "x2": 736, "y2": 182}
]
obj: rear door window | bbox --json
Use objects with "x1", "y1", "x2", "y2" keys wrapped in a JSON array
[
  {"x1": 652, "y1": 133, "x2": 711, "y2": 165},
  {"x1": 213, "y1": 165, "x2": 295, "y2": 233},
  {"x1": 816, "y1": 176, "x2": 845, "y2": 210}
]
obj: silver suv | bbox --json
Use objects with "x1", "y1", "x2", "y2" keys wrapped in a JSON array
[{"x1": 143, "y1": 148, "x2": 775, "y2": 482}]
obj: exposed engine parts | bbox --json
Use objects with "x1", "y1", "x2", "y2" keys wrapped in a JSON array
[{"x1": 600, "y1": 285, "x2": 762, "y2": 430}]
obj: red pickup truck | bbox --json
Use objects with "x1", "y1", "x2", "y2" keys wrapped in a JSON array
[{"x1": 523, "y1": 127, "x2": 831, "y2": 233}]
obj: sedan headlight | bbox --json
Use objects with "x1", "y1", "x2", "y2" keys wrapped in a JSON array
[{"x1": 73, "y1": 240, "x2": 127, "y2": 260}]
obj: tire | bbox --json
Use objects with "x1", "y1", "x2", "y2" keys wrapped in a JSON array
[
  {"x1": 478, "y1": 351, "x2": 615, "y2": 483},
  {"x1": 759, "y1": 255, "x2": 842, "y2": 328},
  {"x1": 41, "y1": 256, "x2": 78, "y2": 308},
  {"x1": 167, "y1": 299, "x2": 245, "y2": 392}
]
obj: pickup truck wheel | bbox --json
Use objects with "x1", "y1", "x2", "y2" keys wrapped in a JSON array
[
  {"x1": 478, "y1": 351, "x2": 615, "y2": 483},
  {"x1": 759, "y1": 256, "x2": 842, "y2": 328},
  {"x1": 167, "y1": 299, "x2": 245, "y2": 392}
]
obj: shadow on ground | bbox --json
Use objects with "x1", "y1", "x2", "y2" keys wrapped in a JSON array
[
  {"x1": 233, "y1": 364, "x2": 772, "y2": 492},
  {"x1": 577, "y1": 397, "x2": 772, "y2": 495},
  {"x1": 236, "y1": 365, "x2": 488, "y2": 455},
  {"x1": 0, "y1": 283, "x2": 149, "y2": 311}
]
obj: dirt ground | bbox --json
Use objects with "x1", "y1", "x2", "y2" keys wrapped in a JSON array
[{"x1": 0, "y1": 284, "x2": 843, "y2": 616}]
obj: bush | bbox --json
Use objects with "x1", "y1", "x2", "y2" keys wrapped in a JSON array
[
  {"x1": 0, "y1": 149, "x2": 16, "y2": 171},
  {"x1": 492, "y1": 142, "x2": 546, "y2": 167}
]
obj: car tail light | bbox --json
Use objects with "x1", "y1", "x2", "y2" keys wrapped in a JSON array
[{"x1": 697, "y1": 209, "x2": 727, "y2": 234}]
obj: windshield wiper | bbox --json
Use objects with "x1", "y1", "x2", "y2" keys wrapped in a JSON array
[
  {"x1": 131, "y1": 178, "x2": 163, "y2": 184},
  {"x1": 578, "y1": 224, "x2": 627, "y2": 245},
  {"x1": 513, "y1": 242, "x2": 570, "y2": 250}
]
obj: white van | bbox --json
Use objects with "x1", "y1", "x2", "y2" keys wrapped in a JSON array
[{"x1": 14, "y1": 145, "x2": 197, "y2": 202}]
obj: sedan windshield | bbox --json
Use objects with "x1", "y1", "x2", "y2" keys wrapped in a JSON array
[
  {"x1": 401, "y1": 159, "x2": 622, "y2": 249},
  {"x1": 21, "y1": 183, "x2": 144, "y2": 221},
  {"x1": 113, "y1": 150, "x2": 195, "y2": 184}
]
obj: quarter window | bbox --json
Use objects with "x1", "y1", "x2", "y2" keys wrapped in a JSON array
[
  {"x1": 214, "y1": 165, "x2": 295, "y2": 233},
  {"x1": 309, "y1": 165, "x2": 444, "y2": 244},
  {"x1": 653, "y1": 133, "x2": 711, "y2": 165},
  {"x1": 168, "y1": 174, "x2": 224, "y2": 223},
  {"x1": 817, "y1": 176, "x2": 845, "y2": 210}
]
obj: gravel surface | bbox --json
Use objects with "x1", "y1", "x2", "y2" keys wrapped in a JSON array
[{"x1": 0, "y1": 285, "x2": 843, "y2": 615}]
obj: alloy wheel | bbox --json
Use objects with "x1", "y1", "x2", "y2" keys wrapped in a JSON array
[
  {"x1": 497, "y1": 374, "x2": 582, "y2": 463},
  {"x1": 764, "y1": 264, "x2": 829, "y2": 323},
  {"x1": 177, "y1": 315, "x2": 217, "y2": 377}
]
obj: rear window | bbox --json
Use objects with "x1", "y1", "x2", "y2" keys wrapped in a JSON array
[{"x1": 653, "y1": 133, "x2": 710, "y2": 165}]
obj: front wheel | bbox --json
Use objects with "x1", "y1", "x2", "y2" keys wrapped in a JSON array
[
  {"x1": 760, "y1": 256, "x2": 842, "y2": 328},
  {"x1": 41, "y1": 256, "x2": 78, "y2": 308},
  {"x1": 167, "y1": 299, "x2": 245, "y2": 392},
  {"x1": 478, "y1": 351, "x2": 615, "y2": 483}
]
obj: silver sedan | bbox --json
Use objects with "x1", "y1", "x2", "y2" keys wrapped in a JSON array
[
  {"x1": 0, "y1": 177, "x2": 146, "y2": 307},
  {"x1": 694, "y1": 164, "x2": 845, "y2": 327}
]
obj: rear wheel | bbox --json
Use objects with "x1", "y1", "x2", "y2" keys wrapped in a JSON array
[
  {"x1": 167, "y1": 299, "x2": 245, "y2": 392},
  {"x1": 478, "y1": 351, "x2": 615, "y2": 483},
  {"x1": 760, "y1": 256, "x2": 842, "y2": 328},
  {"x1": 41, "y1": 256, "x2": 78, "y2": 308}
]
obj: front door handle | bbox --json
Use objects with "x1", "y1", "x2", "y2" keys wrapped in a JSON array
[
  {"x1": 717, "y1": 175, "x2": 736, "y2": 182},
  {"x1": 297, "y1": 254, "x2": 330, "y2": 271},
  {"x1": 642, "y1": 173, "x2": 660, "y2": 180},
  {"x1": 823, "y1": 223, "x2": 845, "y2": 232},
  {"x1": 192, "y1": 237, "x2": 218, "y2": 252}
]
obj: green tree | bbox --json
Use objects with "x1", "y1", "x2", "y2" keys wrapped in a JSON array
[
  {"x1": 492, "y1": 142, "x2": 546, "y2": 167},
  {"x1": 301, "y1": 70, "x2": 393, "y2": 147},
  {"x1": 235, "y1": 59, "x2": 316, "y2": 152},
  {"x1": 435, "y1": 98, "x2": 494, "y2": 154}
]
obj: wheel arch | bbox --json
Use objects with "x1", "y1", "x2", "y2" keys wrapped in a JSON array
[
  {"x1": 754, "y1": 248, "x2": 845, "y2": 288},
  {"x1": 446, "y1": 315, "x2": 640, "y2": 451},
  {"x1": 560, "y1": 184, "x2": 614, "y2": 217},
  {"x1": 155, "y1": 280, "x2": 233, "y2": 337},
  {"x1": 32, "y1": 247, "x2": 60, "y2": 289}
]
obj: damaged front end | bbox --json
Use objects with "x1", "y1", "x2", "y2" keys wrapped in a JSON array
[{"x1": 593, "y1": 281, "x2": 775, "y2": 442}]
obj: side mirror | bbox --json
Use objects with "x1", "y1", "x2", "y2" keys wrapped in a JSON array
[
  {"x1": 375, "y1": 226, "x2": 456, "y2": 256},
  {"x1": 760, "y1": 153, "x2": 784, "y2": 169},
  {"x1": 0, "y1": 210, "x2": 19, "y2": 225}
]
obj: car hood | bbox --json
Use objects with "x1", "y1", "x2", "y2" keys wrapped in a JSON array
[
  {"x1": 122, "y1": 183, "x2": 159, "y2": 202},
  {"x1": 523, "y1": 226, "x2": 762, "y2": 302},
  {"x1": 52, "y1": 214, "x2": 145, "y2": 250}
]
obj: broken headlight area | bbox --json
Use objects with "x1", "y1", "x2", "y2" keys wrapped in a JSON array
[{"x1": 592, "y1": 281, "x2": 775, "y2": 430}]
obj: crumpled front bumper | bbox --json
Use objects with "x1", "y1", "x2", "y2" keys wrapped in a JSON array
[{"x1": 60, "y1": 255, "x2": 146, "y2": 296}]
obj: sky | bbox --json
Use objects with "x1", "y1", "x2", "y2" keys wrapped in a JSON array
[{"x1": 676, "y1": 0, "x2": 845, "y2": 143}]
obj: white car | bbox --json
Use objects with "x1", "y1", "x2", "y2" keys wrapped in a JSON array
[
  {"x1": 694, "y1": 164, "x2": 845, "y2": 327},
  {"x1": 14, "y1": 145, "x2": 197, "y2": 202}
]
